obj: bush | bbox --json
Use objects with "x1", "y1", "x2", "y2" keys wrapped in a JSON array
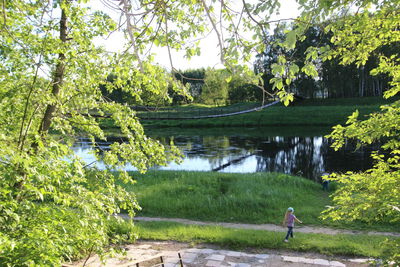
[{"x1": 0, "y1": 167, "x2": 139, "y2": 266}]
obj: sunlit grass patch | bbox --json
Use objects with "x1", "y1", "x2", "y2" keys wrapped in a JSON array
[{"x1": 133, "y1": 220, "x2": 393, "y2": 258}]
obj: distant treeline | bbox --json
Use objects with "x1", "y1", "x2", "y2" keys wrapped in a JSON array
[
  {"x1": 254, "y1": 24, "x2": 398, "y2": 99},
  {"x1": 101, "y1": 25, "x2": 398, "y2": 106}
]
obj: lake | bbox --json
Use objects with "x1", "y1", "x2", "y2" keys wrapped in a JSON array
[{"x1": 72, "y1": 126, "x2": 376, "y2": 181}]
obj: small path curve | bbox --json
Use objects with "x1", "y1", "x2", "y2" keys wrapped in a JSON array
[{"x1": 123, "y1": 216, "x2": 400, "y2": 237}]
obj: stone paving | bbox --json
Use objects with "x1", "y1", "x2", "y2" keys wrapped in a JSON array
[
  {"x1": 157, "y1": 247, "x2": 367, "y2": 267},
  {"x1": 65, "y1": 241, "x2": 371, "y2": 267}
]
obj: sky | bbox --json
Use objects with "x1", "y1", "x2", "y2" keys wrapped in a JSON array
[{"x1": 92, "y1": 0, "x2": 300, "y2": 70}]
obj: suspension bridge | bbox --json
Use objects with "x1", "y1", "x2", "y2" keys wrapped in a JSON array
[{"x1": 136, "y1": 100, "x2": 280, "y2": 120}]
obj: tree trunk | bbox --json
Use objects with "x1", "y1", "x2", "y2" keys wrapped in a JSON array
[
  {"x1": 39, "y1": 2, "x2": 68, "y2": 134},
  {"x1": 378, "y1": 79, "x2": 383, "y2": 96},
  {"x1": 359, "y1": 66, "x2": 365, "y2": 97}
]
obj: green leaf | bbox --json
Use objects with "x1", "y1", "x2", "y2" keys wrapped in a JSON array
[{"x1": 285, "y1": 30, "x2": 297, "y2": 49}]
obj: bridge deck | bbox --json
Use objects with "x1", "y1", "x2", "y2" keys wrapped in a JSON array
[{"x1": 137, "y1": 100, "x2": 280, "y2": 120}]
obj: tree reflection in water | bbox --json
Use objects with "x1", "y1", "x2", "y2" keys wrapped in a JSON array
[
  {"x1": 156, "y1": 134, "x2": 375, "y2": 181},
  {"x1": 72, "y1": 127, "x2": 377, "y2": 181}
]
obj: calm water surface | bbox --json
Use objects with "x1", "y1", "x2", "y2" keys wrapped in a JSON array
[{"x1": 72, "y1": 127, "x2": 376, "y2": 181}]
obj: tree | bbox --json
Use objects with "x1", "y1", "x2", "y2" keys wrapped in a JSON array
[
  {"x1": 256, "y1": 22, "x2": 394, "y2": 99},
  {"x1": 2, "y1": 0, "x2": 399, "y2": 265},
  {"x1": 288, "y1": 1, "x2": 400, "y2": 264},
  {"x1": 254, "y1": 24, "x2": 288, "y2": 98},
  {"x1": 319, "y1": 30, "x2": 394, "y2": 98},
  {"x1": 201, "y1": 68, "x2": 230, "y2": 105},
  {"x1": 228, "y1": 68, "x2": 263, "y2": 103},
  {"x1": 0, "y1": 0, "x2": 270, "y2": 263},
  {"x1": 0, "y1": 1, "x2": 183, "y2": 265},
  {"x1": 228, "y1": 81, "x2": 261, "y2": 103},
  {"x1": 105, "y1": 0, "x2": 400, "y2": 263},
  {"x1": 173, "y1": 69, "x2": 206, "y2": 104}
]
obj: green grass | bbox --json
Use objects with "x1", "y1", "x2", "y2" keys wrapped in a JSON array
[
  {"x1": 123, "y1": 171, "x2": 399, "y2": 232},
  {"x1": 99, "y1": 97, "x2": 398, "y2": 128},
  {"x1": 99, "y1": 97, "x2": 396, "y2": 128},
  {"x1": 133, "y1": 220, "x2": 395, "y2": 258},
  {"x1": 292, "y1": 97, "x2": 397, "y2": 106},
  {"x1": 144, "y1": 125, "x2": 332, "y2": 138},
  {"x1": 150, "y1": 102, "x2": 261, "y2": 111},
  {"x1": 141, "y1": 104, "x2": 378, "y2": 128}
]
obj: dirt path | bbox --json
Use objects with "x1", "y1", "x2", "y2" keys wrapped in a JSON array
[{"x1": 127, "y1": 216, "x2": 400, "y2": 237}]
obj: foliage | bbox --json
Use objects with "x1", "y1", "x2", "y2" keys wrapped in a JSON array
[
  {"x1": 173, "y1": 69, "x2": 206, "y2": 103},
  {"x1": 227, "y1": 67, "x2": 264, "y2": 103},
  {"x1": 382, "y1": 239, "x2": 400, "y2": 266},
  {"x1": 173, "y1": 67, "x2": 263, "y2": 105},
  {"x1": 100, "y1": 73, "x2": 172, "y2": 106},
  {"x1": 254, "y1": 23, "x2": 296, "y2": 97},
  {"x1": 321, "y1": 154, "x2": 399, "y2": 224},
  {"x1": 228, "y1": 83, "x2": 261, "y2": 103},
  {"x1": 283, "y1": 0, "x2": 400, "y2": 264},
  {"x1": 2, "y1": 0, "x2": 400, "y2": 264},
  {"x1": 201, "y1": 68, "x2": 230, "y2": 105},
  {"x1": 313, "y1": 2, "x2": 400, "y2": 218},
  {"x1": 255, "y1": 23, "x2": 393, "y2": 98},
  {"x1": 0, "y1": 0, "x2": 183, "y2": 265}
]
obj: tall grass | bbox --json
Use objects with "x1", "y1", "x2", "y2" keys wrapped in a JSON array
[
  {"x1": 127, "y1": 171, "x2": 325, "y2": 224},
  {"x1": 122, "y1": 171, "x2": 398, "y2": 232}
]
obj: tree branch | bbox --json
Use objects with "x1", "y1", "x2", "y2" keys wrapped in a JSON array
[
  {"x1": 120, "y1": 0, "x2": 144, "y2": 71},
  {"x1": 200, "y1": 0, "x2": 225, "y2": 64}
]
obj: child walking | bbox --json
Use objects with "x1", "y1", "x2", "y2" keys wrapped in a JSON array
[{"x1": 283, "y1": 207, "x2": 302, "y2": 242}]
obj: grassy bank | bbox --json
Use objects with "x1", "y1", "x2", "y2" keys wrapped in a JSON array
[
  {"x1": 133, "y1": 220, "x2": 393, "y2": 258},
  {"x1": 144, "y1": 125, "x2": 332, "y2": 138},
  {"x1": 136, "y1": 97, "x2": 394, "y2": 128},
  {"x1": 123, "y1": 171, "x2": 399, "y2": 232},
  {"x1": 99, "y1": 97, "x2": 395, "y2": 128},
  {"x1": 141, "y1": 105, "x2": 373, "y2": 128}
]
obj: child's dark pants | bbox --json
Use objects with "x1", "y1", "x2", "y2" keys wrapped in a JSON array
[{"x1": 285, "y1": 226, "x2": 293, "y2": 240}]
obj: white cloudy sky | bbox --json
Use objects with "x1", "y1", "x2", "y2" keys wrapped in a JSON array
[{"x1": 91, "y1": 0, "x2": 300, "y2": 70}]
